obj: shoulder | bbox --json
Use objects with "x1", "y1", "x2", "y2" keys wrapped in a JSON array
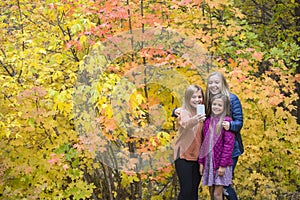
[
  {"x1": 230, "y1": 93, "x2": 240, "y2": 101},
  {"x1": 205, "y1": 116, "x2": 212, "y2": 122},
  {"x1": 203, "y1": 116, "x2": 211, "y2": 126},
  {"x1": 177, "y1": 108, "x2": 191, "y2": 118},
  {"x1": 230, "y1": 93, "x2": 242, "y2": 105},
  {"x1": 177, "y1": 107, "x2": 187, "y2": 114}
]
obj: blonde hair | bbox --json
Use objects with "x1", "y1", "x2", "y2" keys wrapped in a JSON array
[
  {"x1": 205, "y1": 71, "x2": 231, "y2": 116},
  {"x1": 182, "y1": 85, "x2": 205, "y2": 114},
  {"x1": 209, "y1": 93, "x2": 230, "y2": 134}
]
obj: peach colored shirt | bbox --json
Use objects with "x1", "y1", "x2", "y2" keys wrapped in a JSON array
[{"x1": 174, "y1": 108, "x2": 203, "y2": 161}]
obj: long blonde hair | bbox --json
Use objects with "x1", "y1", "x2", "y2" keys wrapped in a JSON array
[
  {"x1": 182, "y1": 85, "x2": 205, "y2": 114},
  {"x1": 209, "y1": 93, "x2": 230, "y2": 134},
  {"x1": 205, "y1": 71, "x2": 231, "y2": 117}
]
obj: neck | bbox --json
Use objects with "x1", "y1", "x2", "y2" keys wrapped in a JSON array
[{"x1": 212, "y1": 113, "x2": 221, "y2": 118}]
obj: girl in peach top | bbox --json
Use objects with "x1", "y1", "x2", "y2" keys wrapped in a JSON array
[{"x1": 174, "y1": 85, "x2": 206, "y2": 200}]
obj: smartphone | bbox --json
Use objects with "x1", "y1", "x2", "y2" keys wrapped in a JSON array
[{"x1": 196, "y1": 104, "x2": 205, "y2": 115}]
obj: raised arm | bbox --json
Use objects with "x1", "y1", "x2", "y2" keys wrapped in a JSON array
[{"x1": 177, "y1": 109, "x2": 199, "y2": 129}]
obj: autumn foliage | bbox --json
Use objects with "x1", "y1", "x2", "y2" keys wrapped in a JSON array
[{"x1": 0, "y1": 0, "x2": 299, "y2": 199}]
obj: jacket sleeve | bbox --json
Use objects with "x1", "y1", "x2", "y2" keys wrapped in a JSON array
[
  {"x1": 219, "y1": 128, "x2": 235, "y2": 167},
  {"x1": 198, "y1": 155, "x2": 204, "y2": 164},
  {"x1": 229, "y1": 94, "x2": 243, "y2": 133}
]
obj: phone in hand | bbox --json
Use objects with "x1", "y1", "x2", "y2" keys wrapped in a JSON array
[{"x1": 196, "y1": 104, "x2": 205, "y2": 115}]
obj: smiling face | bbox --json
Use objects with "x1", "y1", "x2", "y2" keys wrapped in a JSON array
[
  {"x1": 207, "y1": 74, "x2": 222, "y2": 95},
  {"x1": 189, "y1": 90, "x2": 204, "y2": 109},
  {"x1": 211, "y1": 98, "x2": 224, "y2": 116}
]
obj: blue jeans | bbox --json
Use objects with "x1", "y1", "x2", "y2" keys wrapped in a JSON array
[
  {"x1": 224, "y1": 156, "x2": 239, "y2": 200},
  {"x1": 175, "y1": 159, "x2": 201, "y2": 200}
]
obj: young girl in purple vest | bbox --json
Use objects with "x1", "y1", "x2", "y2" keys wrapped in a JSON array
[{"x1": 198, "y1": 93, "x2": 235, "y2": 200}]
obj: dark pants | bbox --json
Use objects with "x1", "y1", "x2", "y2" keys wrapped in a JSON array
[
  {"x1": 224, "y1": 156, "x2": 239, "y2": 200},
  {"x1": 175, "y1": 158, "x2": 201, "y2": 200}
]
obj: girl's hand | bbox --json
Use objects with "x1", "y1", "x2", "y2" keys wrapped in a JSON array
[
  {"x1": 218, "y1": 167, "x2": 226, "y2": 176},
  {"x1": 199, "y1": 164, "x2": 204, "y2": 175},
  {"x1": 174, "y1": 109, "x2": 180, "y2": 117},
  {"x1": 194, "y1": 114, "x2": 206, "y2": 123},
  {"x1": 222, "y1": 121, "x2": 230, "y2": 131}
]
